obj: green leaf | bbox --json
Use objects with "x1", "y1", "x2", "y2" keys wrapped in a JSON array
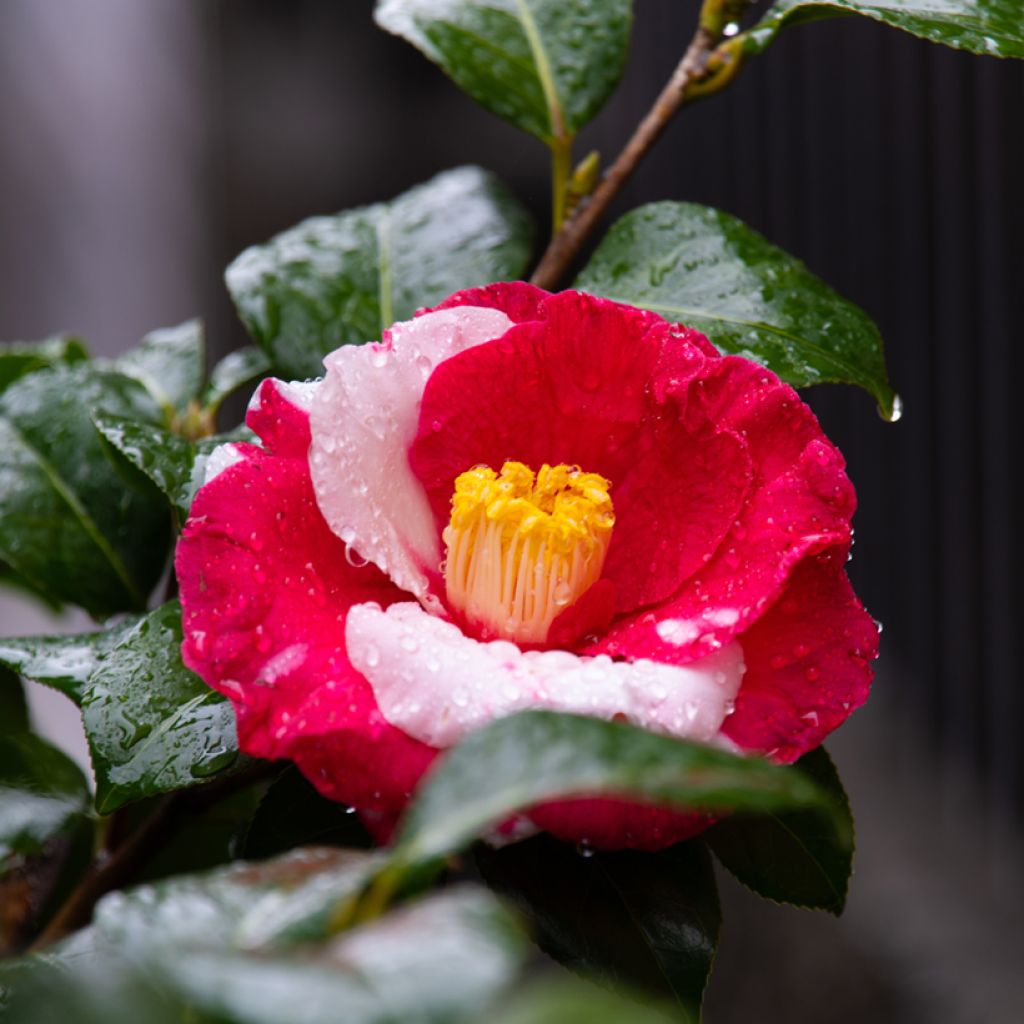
[
  {"x1": 0, "y1": 667, "x2": 29, "y2": 734},
  {"x1": 0, "y1": 335, "x2": 89, "y2": 396},
  {"x1": 81, "y1": 601, "x2": 238, "y2": 814},
  {"x1": 478, "y1": 835, "x2": 720, "y2": 1020},
  {"x1": 745, "y1": 0, "x2": 1024, "y2": 60},
  {"x1": 375, "y1": 0, "x2": 632, "y2": 142},
  {"x1": 490, "y1": 979, "x2": 676, "y2": 1024},
  {"x1": 75, "y1": 850, "x2": 524, "y2": 1024},
  {"x1": 0, "y1": 619, "x2": 140, "y2": 703},
  {"x1": 93, "y1": 415, "x2": 253, "y2": 524},
  {"x1": 0, "y1": 363, "x2": 173, "y2": 617},
  {"x1": 576, "y1": 202, "x2": 897, "y2": 419},
  {"x1": 115, "y1": 320, "x2": 205, "y2": 420},
  {"x1": 0, "y1": 732, "x2": 91, "y2": 862},
  {"x1": 244, "y1": 765, "x2": 373, "y2": 859},
  {"x1": 1, "y1": 604, "x2": 239, "y2": 812},
  {"x1": 705, "y1": 746, "x2": 854, "y2": 914},
  {"x1": 225, "y1": 166, "x2": 535, "y2": 379},
  {"x1": 203, "y1": 346, "x2": 271, "y2": 414},
  {"x1": 395, "y1": 710, "x2": 843, "y2": 869},
  {"x1": 95, "y1": 847, "x2": 382, "y2": 951}
]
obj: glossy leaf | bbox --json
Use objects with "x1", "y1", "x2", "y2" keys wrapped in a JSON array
[
  {"x1": 375, "y1": 0, "x2": 632, "y2": 142},
  {"x1": 244, "y1": 765, "x2": 372, "y2": 859},
  {"x1": 0, "y1": 364, "x2": 172, "y2": 617},
  {"x1": 203, "y1": 346, "x2": 271, "y2": 414},
  {"x1": 705, "y1": 746, "x2": 854, "y2": 913},
  {"x1": 576, "y1": 202, "x2": 897, "y2": 418},
  {"x1": 478, "y1": 835, "x2": 720, "y2": 1020},
  {"x1": 225, "y1": 166, "x2": 534, "y2": 379},
  {"x1": 115, "y1": 320, "x2": 205, "y2": 420},
  {"x1": 0, "y1": 619, "x2": 140, "y2": 703},
  {"x1": 745, "y1": 0, "x2": 1024, "y2": 60},
  {"x1": 80, "y1": 850, "x2": 524, "y2": 1024},
  {"x1": 0, "y1": 667, "x2": 29, "y2": 734},
  {"x1": 0, "y1": 335, "x2": 88, "y2": 396},
  {"x1": 0, "y1": 732, "x2": 91, "y2": 862},
  {"x1": 396, "y1": 710, "x2": 842, "y2": 868},
  {"x1": 81, "y1": 601, "x2": 238, "y2": 813},
  {"x1": 94, "y1": 415, "x2": 253, "y2": 524},
  {"x1": 95, "y1": 848, "x2": 381, "y2": 951}
]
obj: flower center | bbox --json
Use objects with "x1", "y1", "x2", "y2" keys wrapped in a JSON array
[{"x1": 443, "y1": 461, "x2": 614, "y2": 645}]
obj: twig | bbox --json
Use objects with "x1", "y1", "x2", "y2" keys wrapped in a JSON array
[
  {"x1": 28, "y1": 761, "x2": 279, "y2": 951},
  {"x1": 530, "y1": 1, "x2": 751, "y2": 290},
  {"x1": 28, "y1": 795, "x2": 181, "y2": 951}
]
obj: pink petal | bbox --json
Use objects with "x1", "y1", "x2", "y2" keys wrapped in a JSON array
[
  {"x1": 721, "y1": 547, "x2": 878, "y2": 762},
  {"x1": 308, "y1": 306, "x2": 514, "y2": 609}
]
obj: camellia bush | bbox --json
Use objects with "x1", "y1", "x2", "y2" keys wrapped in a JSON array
[{"x1": 1, "y1": 1, "x2": 1020, "y2": 1021}]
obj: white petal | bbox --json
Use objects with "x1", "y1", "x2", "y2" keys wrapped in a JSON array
[
  {"x1": 346, "y1": 602, "x2": 745, "y2": 749},
  {"x1": 202, "y1": 443, "x2": 245, "y2": 485},
  {"x1": 309, "y1": 306, "x2": 514, "y2": 607}
]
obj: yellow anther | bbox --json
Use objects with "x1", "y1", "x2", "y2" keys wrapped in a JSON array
[{"x1": 443, "y1": 461, "x2": 614, "y2": 645}]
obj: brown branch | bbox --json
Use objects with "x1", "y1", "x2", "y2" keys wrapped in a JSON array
[
  {"x1": 28, "y1": 795, "x2": 181, "y2": 951},
  {"x1": 28, "y1": 760, "x2": 279, "y2": 951},
  {"x1": 530, "y1": 12, "x2": 749, "y2": 291}
]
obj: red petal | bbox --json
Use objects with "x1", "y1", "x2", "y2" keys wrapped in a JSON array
[
  {"x1": 246, "y1": 378, "x2": 314, "y2": 458},
  {"x1": 176, "y1": 441, "x2": 436, "y2": 813},
  {"x1": 410, "y1": 290, "x2": 749, "y2": 612},
  {"x1": 528, "y1": 798, "x2": 713, "y2": 852},
  {"x1": 428, "y1": 281, "x2": 551, "y2": 324},
  {"x1": 722, "y1": 547, "x2": 878, "y2": 762},
  {"x1": 591, "y1": 434, "x2": 855, "y2": 664}
]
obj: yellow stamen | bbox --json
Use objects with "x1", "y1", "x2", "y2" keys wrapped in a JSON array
[{"x1": 443, "y1": 461, "x2": 614, "y2": 644}]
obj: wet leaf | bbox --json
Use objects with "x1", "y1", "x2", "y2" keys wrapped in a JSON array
[
  {"x1": 478, "y1": 835, "x2": 719, "y2": 1020},
  {"x1": 0, "y1": 363, "x2": 172, "y2": 617},
  {"x1": 225, "y1": 166, "x2": 534, "y2": 379},
  {"x1": 576, "y1": 201, "x2": 896, "y2": 418},
  {"x1": 705, "y1": 746, "x2": 854, "y2": 913},
  {"x1": 95, "y1": 847, "x2": 381, "y2": 951},
  {"x1": 0, "y1": 619, "x2": 140, "y2": 703},
  {"x1": 94, "y1": 415, "x2": 254, "y2": 524},
  {"x1": 0, "y1": 732, "x2": 91, "y2": 863},
  {"x1": 115, "y1": 320, "x2": 205, "y2": 420},
  {"x1": 0, "y1": 336, "x2": 89, "y2": 396},
  {"x1": 203, "y1": 347, "x2": 271, "y2": 414},
  {"x1": 81, "y1": 601, "x2": 238, "y2": 814},
  {"x1": 395, "y1": 710, "x2": 843, "y2": 869},
  {"x1": 375, "y1": 0, "x2": 632, "y2": 142},
  {"x1": 745, "y1": 0, "x2": 1024, "y2": 60}
]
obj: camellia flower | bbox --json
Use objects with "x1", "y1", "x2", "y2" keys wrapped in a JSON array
[{"x1": 176, "y1": 284, "x2": 878, "y2": 850}]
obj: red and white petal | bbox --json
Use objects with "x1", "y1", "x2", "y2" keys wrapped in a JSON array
[
  {"x1": 246, "y1": 377, "x2": 319, "y2": 458},
  {"x1": 308, "y1": 306, "x2": 514, "y2": 609},
  {"x1": 344, "y1": 601, "x2": 744, "y2": 749},
  {"x1": 175, "y1": 439, "x2": 436, "y2": 813},
  {"x1": 721, "y1": 548, "x2": 878, "y2": 763}
]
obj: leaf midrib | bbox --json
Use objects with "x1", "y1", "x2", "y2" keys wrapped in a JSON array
[
  {"x1": 512, "y1": 0, "x2": 567, "y2": 139},
  {"x1": 0, "y1": 413, "x2": 143, "y2": 607}
]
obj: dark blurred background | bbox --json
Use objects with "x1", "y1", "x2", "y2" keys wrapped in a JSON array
[{"x1": 1, "y1": 2, "x2": 1022, "y2": 1020}]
